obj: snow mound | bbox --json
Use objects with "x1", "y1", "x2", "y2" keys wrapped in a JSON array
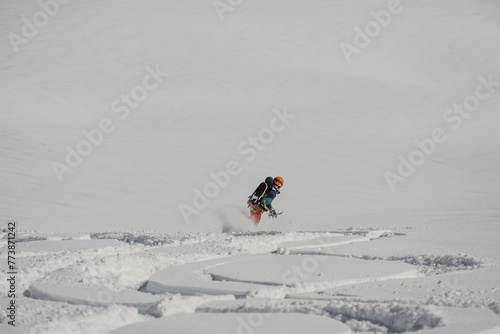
[
  {"x1": 208, "y1": 254, "x2": 418, "y2": 288},
  {"x1": 282, "y1": 233, "x2": 488, "y2": 275},
  {"x1": 391, "y1": 254, "x2": 485, "y2": 275},
  {"x1": 29, "y1": 283, "x2": 166, "y2": 316},
  {"x1": 302, "y1": 266, "x2": 500, "y2": 319},
  {"x1": 145, "y1": 256, "x2": 265, "y2": 297},
  {"x1": 145, "y1": 253, "x2": 418, "y2": 297},
  {"x1": 1, "y1": 239, "x2": 122, "y2": 254},
  {"x1": 416, "y1": 307, "x2": 500, "y2": 334},
  {"x1": 109, "y1": 312, "x2": 352, "y2": 334},
  {"x1": 332, "y1": 254, "x2": 486, "y2": 275},
  {"x1": 90, "y1": 230, "x2": 327, "y2": 254},
  {"x1": 198, "y1": 299, "x2": 444, "y2": 333},
  {"x1": 275, "y1": 231, "x2": 380, "y2": 254},
  {"x1": 91, "y1": 230, "x2": 198, "y2": 246},
  {"x1": 144, "y1": 246, "x2": 201, "y2": 255},
  {"x1": 325, "y1": 301, "x2": 442, "y2": 333},
  {"x1": 26, "y1": 303, "x2": 145, "y2": 334},
  {"x1": 155, "y1": 294, "x2": 236, "y2": 317}
]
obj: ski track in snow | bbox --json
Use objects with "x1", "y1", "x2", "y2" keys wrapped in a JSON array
[{"x1": 1, "y1": 228, "x2": 499, "y2": 334}]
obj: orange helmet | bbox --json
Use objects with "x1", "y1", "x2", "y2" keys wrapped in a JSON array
[{"x1": 273, "y1": 176, "x2": 284, "y2": 188}]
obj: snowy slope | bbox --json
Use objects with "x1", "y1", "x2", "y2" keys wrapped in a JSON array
[
  {"x1": 1, "y1": 0, "x2": 500, "y2": 333},
  {"x1": 1, "y1": 0, "x2": 499, "y2": 233}
]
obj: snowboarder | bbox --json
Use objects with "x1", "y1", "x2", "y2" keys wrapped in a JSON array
[{"x1": 247, "y1": 176, "x2": 283, "y2": 225}]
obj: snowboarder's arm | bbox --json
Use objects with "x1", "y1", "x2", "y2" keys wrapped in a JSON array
[{"x1": 262, "y1": 191, "x2": 276, "y2": 211}]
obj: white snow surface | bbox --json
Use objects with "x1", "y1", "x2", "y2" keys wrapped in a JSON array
[
  {"x1": 207, "y1": 254, "x2": 418, "y2": 287},
  {"x1": 1, "y1": 0, "x2": 500, "y2": 333},
  {"x1": 1, "y1": 230, "x2": 499, "y2": 333},
  {"x1": 108, "y1": 312, "x2": 352, "y2": 334}
]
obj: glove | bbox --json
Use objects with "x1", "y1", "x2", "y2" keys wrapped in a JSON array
[{"x1": 269, "y1": 210, "x2": 278, "y2": 218}]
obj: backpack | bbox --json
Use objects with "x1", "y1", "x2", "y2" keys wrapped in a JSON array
[{"x1": 252, "y1": 181, "x2": 269, "y2": 203}]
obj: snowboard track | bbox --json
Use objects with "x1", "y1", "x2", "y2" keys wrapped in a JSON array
[
  {"x1": 197, "y1": 299, "x2": 443, "y2": 333},
  {"x1": 10, "y1": 228, "x2": 498, "y2": 333}
]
